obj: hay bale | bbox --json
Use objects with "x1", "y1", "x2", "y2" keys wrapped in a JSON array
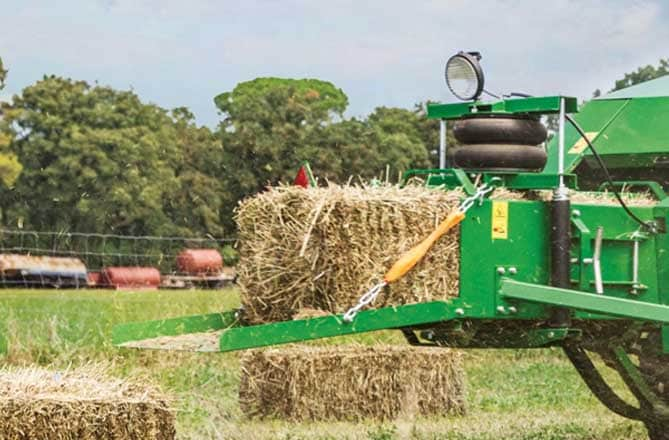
[
  {"x1": 239, "y1": 345, "x2": 465, "y2": 421},
  {"x1": 0, "y1": 366, "x2": 175, "y2": 440},
  {"x1": 235, "y1": 185, "x2": 469, "y2": 324}
]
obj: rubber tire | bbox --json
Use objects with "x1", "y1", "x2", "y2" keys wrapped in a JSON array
[
  {"x1": 448, "y1": 143, "x2": 548, "y2": 171},
  {"x1": 453, "y1": 116, "x2": 548, "y2": 145}
]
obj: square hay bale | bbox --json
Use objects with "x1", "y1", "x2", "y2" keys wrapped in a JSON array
[
  {"x1": 235, "y1": 185, "x2": 470, "y2": 324},
  {"x1": 239, "y1": 345, "x2": 466, "y2": 421},
  {"x1": 0, "y1": 366, "x2": 175, "y2": 440}
]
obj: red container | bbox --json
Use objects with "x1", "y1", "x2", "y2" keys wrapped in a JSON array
[
  {"x1": 176, "y1": 249, "x2": 223, "y2": 275},
  {"x1": 87, "y1": 271, "x2": 102, "y2": 286},
  {"x1": 101, "y1": 266, "x2": 160, "y2": 289}
]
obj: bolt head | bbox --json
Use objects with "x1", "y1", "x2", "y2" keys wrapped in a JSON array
[
  {"x1": 455, "y1": 308, "x2": 465, "y2": 316},
  {"x1": 496, "y1": 306, "x2": 506, "y2": 313},
  {"x1": 497, "y1": 267, "x2": 506, "y2": 275},
  {"x1": 508, "y1": 267, "x2": 518, "y2": 275},
  {"x1": 572, "y1": 209, "x2": 581, "y2": 217}
]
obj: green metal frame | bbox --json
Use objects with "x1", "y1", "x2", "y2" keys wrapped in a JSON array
[
  {"x1": 113, "y1": 301, "x2": 458, "y2": 352},
  {"x1": 500, "y1": 279, "x2": 669, "y2": 324},
  {"x1": 400, "y1": 168, "x2": 476, "y2": 194},
  {"x1": 427, "y1": 96, "x2": 578, "y2": 120}
]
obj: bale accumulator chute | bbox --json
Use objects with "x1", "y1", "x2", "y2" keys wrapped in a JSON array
[{"x1": 113, "y1": 52, "x2": 669, "y2": 438}]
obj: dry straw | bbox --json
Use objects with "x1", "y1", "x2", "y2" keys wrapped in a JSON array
[
  {"x1": 0, "y1": 365, "x2": 175, "y2": 440},
  {"x1": 239, "y1": 344, "x2": 465, "y2": 421},
  {"x1": 235, "y1": 184, "x2": 524, "y2": 323}
]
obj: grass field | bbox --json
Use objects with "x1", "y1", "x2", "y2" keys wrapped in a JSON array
[{"x1": 0, "y1": 289, "x2": 648, "y2": 439}]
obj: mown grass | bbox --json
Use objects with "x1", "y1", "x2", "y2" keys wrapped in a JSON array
[{"x1": 0, "y1": 289, "x2": 647, "y2": 439}]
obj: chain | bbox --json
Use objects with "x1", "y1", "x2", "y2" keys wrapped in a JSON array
[
  {"x1": 342, "y1": 282, "x2": 386, "y2": 322},
  {"x1": 342, "y1": 184, "x2": 494, "y2": 323},
  {"x1": 457, "y1": 183, "x2": 494, "y2": 213}
]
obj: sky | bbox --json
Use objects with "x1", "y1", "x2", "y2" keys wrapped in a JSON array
[{"x1": 1, "y1": 0, "x2": 668, "y2": 127}]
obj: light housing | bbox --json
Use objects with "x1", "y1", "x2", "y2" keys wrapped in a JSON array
[{"x1": 445, "y1": 51, "x2": 484, "y2": 101}]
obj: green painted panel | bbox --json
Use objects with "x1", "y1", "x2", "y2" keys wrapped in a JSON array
[
  {"x1": 591, "y1": 98, "x2": 669, "y2": 155},
  {"x1": 459, "y1": 199, "x2": 551, "y2": 319},
  {"x1": 546, "y1": 97, "x2": 669, "y2": 176},
  {"x1": 459, "y1": 196, "x2": 661, "y2": 321},
  {"x1": 544, "y1": 99, "x2": 629, "y2": 175}
]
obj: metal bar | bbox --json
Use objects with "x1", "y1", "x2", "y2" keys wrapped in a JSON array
[
  {"x1": 500, "y1": 278, "x2": 669, "y2": 323},
  {"x1": 593, "y1": 226, "x2": 604, "y2": 294},
  {"x1": 112, "y1": 311, "x2": 239, "y2": 345},
  {"x1": 631, "y1": 238, "x2": 640, "y2": 295},
  {"x1": 426, "y1": 96, "x2": 578, "y2": 120},
  {"x1": 439, "y1": 119, "x2": 447, "y2": 169},
  {"x1": 218, "y1": 301, "x2": 455, "y2": 352},
  {"x1": 558, "y1": 97, "x2": 566, "y2": 189}
]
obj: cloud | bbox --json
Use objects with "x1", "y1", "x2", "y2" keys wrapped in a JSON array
[{"x1": 1, "y1": 0, "x2": 667, "y2": 125}]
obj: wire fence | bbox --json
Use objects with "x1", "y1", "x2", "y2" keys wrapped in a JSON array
[{"x1": 0, "y1": 228, "x2": 237, "y2": 275}]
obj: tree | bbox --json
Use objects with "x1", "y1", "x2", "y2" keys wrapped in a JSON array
[
  {"x1": 214, "y1": 77, "x2": 350, "y2": 229},
  {"x1": 612, "y1": 59, "x2": 669, "y2": 91},
  {"x1": 0, "y1": 56, "x2": 22, "y2": 189},
  {"x1": 164, "y1": 107, "x2": 226, "y2": 236},
  {"x1": 0, "y1": 57, "x2": 6, "y2": 90},
  {"x1": 365, "y1": 106, "x2": 431, "y2": 173},
  {"x1": 214, "y1": 78, "x2": 436, "y2": 229},
  {"x1": 1, "y1": 76, "x2": 220, "y2": 236}
]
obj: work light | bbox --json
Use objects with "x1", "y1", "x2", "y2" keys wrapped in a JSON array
[{"x1": 445, "y1": 51, "x2": 484, "y2": 101}]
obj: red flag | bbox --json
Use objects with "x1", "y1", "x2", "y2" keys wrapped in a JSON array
[{"x1": 294, "y1": 165, "x2": 310, "y2": 188}]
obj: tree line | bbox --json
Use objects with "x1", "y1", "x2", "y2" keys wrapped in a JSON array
[{"x1": 0, "y1": 57, "x2": 666, "y2": 238}]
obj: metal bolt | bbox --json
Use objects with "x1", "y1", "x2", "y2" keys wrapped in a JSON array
[
  {"x1": 548, "y1": 331, "x2": 555, "y2": 338},
  {"x1": 497, "y1": 267, "x2": 506, "y2": 275},
  {"x1": 496, "y1": 306, "x2": 506, "y2": 314},
  {"x1": 455, "y1": 308, "x2": 465, "y2": 316},
  {"x1": 508, "y1": 267, "x2": 518, "y2": 275},
  {"x1": 572, "y1": 209, "x2": 581, "y2": 217},
  {"x1": 425, "y1": 331, "x2": 435, "y2": 340},
  {"x1": 508, "y1": 306, "x2": 517, "y2": 314}
]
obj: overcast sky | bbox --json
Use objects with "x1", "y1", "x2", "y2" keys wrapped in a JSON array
[{"x1": 1, "y1": 0, "x2": 668, "y2": 127}]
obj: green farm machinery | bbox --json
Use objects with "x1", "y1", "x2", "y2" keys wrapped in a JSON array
[{"x1": 114, "y1": 53, "x2": 669, "y2": 437}]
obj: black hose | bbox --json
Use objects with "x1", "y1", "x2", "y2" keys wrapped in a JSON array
[{"x1": 564, "y1": 114, "x2": 656, "y2": 233}]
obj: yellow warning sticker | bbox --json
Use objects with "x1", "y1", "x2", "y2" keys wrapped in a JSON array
[
  {"x1": 492, "y1": 201, "x2": 508, "y2": 240},
  {"x1": 568, "y1": 132, "x2": 598, "y2": 154}
]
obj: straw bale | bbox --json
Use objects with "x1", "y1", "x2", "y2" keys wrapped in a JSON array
[
  {"x1": 236, "y1": 184, "x2": 523, "y2": 324},
  {"x1": 239, "y1": 344, "x2": 465, "y2": 421},
  {"x1": 0, "y1": 365, "x2": 174, "y2": 440}
]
